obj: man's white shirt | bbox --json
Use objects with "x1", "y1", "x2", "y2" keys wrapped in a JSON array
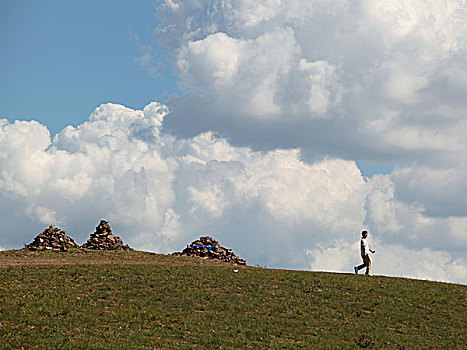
[{"x1": 361, "y1": 237, "x2": 369, "y2": 257}]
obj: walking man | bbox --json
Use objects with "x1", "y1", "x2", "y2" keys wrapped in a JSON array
[{"x1": 354, "y1": 230, "x2": 375, "y2": 275}]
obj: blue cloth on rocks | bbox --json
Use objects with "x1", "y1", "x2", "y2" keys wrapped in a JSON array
[{"x1": 191, "y1": 244, "x2": 215, "y2": 249}]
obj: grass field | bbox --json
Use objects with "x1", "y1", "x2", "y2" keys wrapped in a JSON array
[{"x1": 0, "y1": 249, "x2": 465, "y2": 349}]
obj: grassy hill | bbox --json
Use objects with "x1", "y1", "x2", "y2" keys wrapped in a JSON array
[{"x1": 0, "y1": 249, "x2": 465, "y2": 349}]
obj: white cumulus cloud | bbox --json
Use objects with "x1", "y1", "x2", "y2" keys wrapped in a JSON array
[
  {"x1": 157, "y1": 3, "x2": 467, "y2": 155},
  {"x1": 0, "y1": 102, "x2": 466, "y2": 284},
  {"x1": 154, "y1": 0, "x2": 467, "y2": 262}
]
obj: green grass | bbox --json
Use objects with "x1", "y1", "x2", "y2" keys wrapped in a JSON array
[{"x1": 0, "y1": 249, "x2": 465, "y2": 349}]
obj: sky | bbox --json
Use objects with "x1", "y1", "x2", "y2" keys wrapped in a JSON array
[
  {"x1": 0, "y1": 0, "x2": 179, "y2": 134},
  {"x1": 1, "y1": 0, "x2": 466, "y2": 284}
]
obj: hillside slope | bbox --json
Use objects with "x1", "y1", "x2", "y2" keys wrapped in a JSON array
[{"x1": 0, "y1": 249, "x2": 465, "y2": 349}]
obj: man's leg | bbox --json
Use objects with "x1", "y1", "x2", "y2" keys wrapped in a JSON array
[
  {"x1": 364, "y1": 255, "x2": 371, "y2": 275},
  {"x1": 356, "y1": 258, "x2": 366, "y2": 271}
]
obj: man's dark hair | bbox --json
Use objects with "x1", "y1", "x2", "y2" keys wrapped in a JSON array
[{"x1": 361, "y1": 230, "x2": 368, "y2": 236}]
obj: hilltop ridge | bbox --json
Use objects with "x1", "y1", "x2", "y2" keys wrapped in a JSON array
[{"x1": 0, "y1": 249, "x2": 465, "y2": 349}]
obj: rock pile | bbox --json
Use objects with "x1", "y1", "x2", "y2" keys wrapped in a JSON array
[
  {"x1": 174, "y1": 236, "x2": 247, "y2": 265},
  {"x1": 27, "y1": 225, "x2": 80, "y2": 251},
  {"x1": 81, "y1": 220, "x2": 132, "y2": 250}
]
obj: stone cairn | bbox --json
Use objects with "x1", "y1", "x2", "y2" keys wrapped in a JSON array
[
  {"x1": 174, "y1": 236, "x2": 246, "y2": 265},
  {"x1": 81, "y1": 220, "x2": 132, "y2": 250},
  {"x1": 27, "y1": 225, "x2": 80, "y2": 251}
]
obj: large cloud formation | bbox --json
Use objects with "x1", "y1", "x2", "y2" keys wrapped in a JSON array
[
  {"x1": 0, "y1": 103, "x2": 466, "y2": 283},
  {"x1": 146, "y1": 0, "x2": 467, "y2": 282},
  {"x1": 158, "y1": 0, "x2": 467, "y2": 152},
  {"x1": 157, "y1": 0, "x2": 467, "y2": 217}
]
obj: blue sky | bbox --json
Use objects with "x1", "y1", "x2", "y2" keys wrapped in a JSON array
[{"x1": 0, "y1": 0, "x2": 178, "y2": 135}]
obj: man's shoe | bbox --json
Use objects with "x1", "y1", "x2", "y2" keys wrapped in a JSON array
[{"x1": 354, "y1": 267, "x2": 358, "y2": 274}]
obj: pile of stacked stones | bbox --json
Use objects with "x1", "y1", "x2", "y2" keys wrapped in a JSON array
[
  {"x1": 174, "y1": 236, "x2": 247, "y2": 265},
  {"x1": 27, "y1": 225, "x2": 80, "y2": 251},
  {"x1": 81, "y1": 220, "x2": 132, "y2": 250}
]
